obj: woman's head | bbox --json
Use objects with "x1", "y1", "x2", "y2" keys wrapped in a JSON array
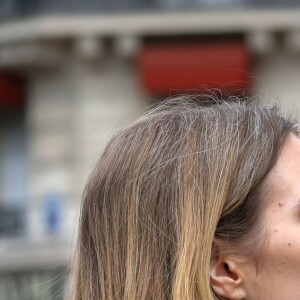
[{"x1": 68, "y1": 95, "x2": 299, "y2": 300}]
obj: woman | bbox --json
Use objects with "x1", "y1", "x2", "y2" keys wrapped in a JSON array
[{"x1": 67, "y1": 95, "x2": 300, "y2": 300}]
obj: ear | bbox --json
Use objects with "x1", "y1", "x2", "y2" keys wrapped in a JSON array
[{"x1": 210, "y1": 239, "x2": 246, "y2": 300}]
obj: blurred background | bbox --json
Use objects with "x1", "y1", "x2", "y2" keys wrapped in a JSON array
[{"x1": 1, "y1": 1, "x2": 300, "y2": 299}]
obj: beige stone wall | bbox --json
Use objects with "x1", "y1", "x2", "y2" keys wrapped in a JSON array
[
  {"x1": 26, "y1": 54, "x2": 147, "y2": 239},
  {"x1": 254, "y1": 50, "x2": 300, "y2": 118}
]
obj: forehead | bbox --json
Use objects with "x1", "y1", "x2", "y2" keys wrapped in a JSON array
[{"x1": 263, "y1": 133, "x2": 300, "y2": 207}]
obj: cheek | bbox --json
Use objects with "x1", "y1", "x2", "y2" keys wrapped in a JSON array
[
  {"x1": 260, "y1": 225, "x2": 300, "y2": 287},
  {"x1": 269, "y1": 225, "x2": 300, "y2": 259},
  {"x1": 261, "y1": 203, "x2": 300, "y2": 274}
]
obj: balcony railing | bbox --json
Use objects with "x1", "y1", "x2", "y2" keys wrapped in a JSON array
[{"x1": 1, "y1": 0, "x2": 300, "y2": 20}]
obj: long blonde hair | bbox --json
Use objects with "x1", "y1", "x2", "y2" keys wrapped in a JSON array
[{"x1": 67, "y1": 95, "x2": 298, "y2": 300}]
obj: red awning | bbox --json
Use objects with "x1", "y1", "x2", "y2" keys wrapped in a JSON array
[
  {"x1": 137, "y1": 39, "x2": 252, "y2": 96},
  {"x1": 0, "y1": 72, "x2": 25, "y2": 108}
]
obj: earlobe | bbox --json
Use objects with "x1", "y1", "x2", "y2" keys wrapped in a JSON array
[{"x1": 210, "y1": 251, "x2": 246, "y2": 300}]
